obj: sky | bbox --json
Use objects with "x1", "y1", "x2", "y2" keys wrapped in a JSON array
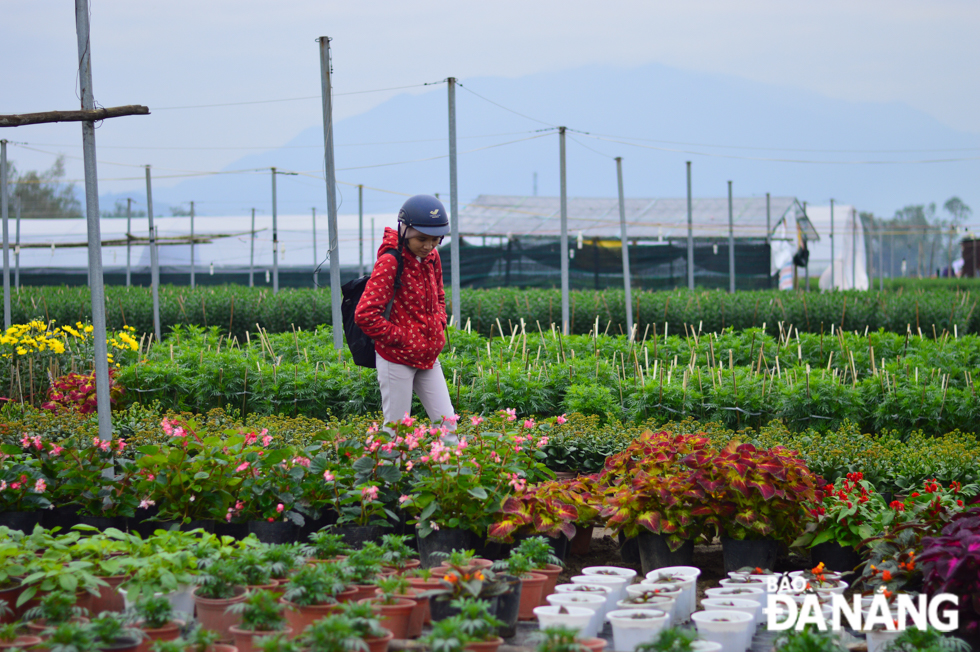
[{"x1": 3, "y1": 1, "x2": 979, "y2": 219}]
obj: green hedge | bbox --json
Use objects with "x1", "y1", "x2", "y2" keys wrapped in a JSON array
[
  {"x1": 114, "y1": 324, "x2": 980, "y2": 436},
  {"x1": 4, "y1": 285, "x2": 979, "y2": 339}
]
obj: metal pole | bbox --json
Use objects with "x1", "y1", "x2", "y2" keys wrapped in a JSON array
[
  {"x1": 447, "y1": 77, "x2": 461, "y2": 328},
  {"x1": 766, "y1": 192, "x2": 771, "y2": 289},
  {"x1": 318, "y1": 36, "x2": 343, "y2": 350},
  {"x1": 14, "y1": 197, "x2": 21, "y2": 291},
  {"x1": 852, "y1": 208, "x2": 857, "y2": 289},
  {"x1": 76, "y1": 0, "x2": 112, "y2": 442},
  {"x1": 249, "y1": 208, "x2": 255, "y2": 287},
  {"x1": 615, "y1": 157, "x2": 633, "y2": 335},
  {"x1": 1, "y1": 139, "x2": 9, "y2": 330},
  {"x1": 727, "y1": 180, "x2": 735, "y2": 294},
  {"x1": 559, "y1": 127, "x2": 570, "y2": 334},
  {"x1": 878, "y1": 220, "x2": 884, "y2": 291},
  {"x1": 145, "y1": 166, "x2": 161, "y2": 342},
  {"x1": 312, "y1": 207, "x2": 318, "y2": 288},
  {"x1": 189, "y1": 201, "x2": 195, "y2": 289},
  {"x1": 686, "y1": 161, "x2": 694, "y2": 290},
  {"x1": 271, "y1": 168, "x2": 279, "y2": 294},
  {"x1": 358, "y1": 184, "x2": 364, "y2": 276},
  {"x1": 125, "y1": 198, "x2": 132, "y2": 286},
  {"x1": 830, "y1": 198, "x2": 835, "y2": 290}
]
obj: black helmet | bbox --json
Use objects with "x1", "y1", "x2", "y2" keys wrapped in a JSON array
[{"x1": 398, "y1": 195, "x2": 450, "y2": 237}]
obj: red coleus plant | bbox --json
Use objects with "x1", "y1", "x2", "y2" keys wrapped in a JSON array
[
  {"x1": 41, "y1": 368, "x2": 124, "y2": 414},
  {"x1": 918, "y1": 507, "x2": 980, "y2": 638},
  {"x1": 488, "y1": 479, "x2": 579, "y2": 543}
]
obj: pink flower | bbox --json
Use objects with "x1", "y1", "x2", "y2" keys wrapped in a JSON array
[
  {"x1": 420, "y1": 455, "x2": 430, "y2": 463},
  {"x1": 430, "y1": 522, "x2": 440, "y2": 531},
  {"x1": 34, "y1": 479, "x2": 46, "y2": 493},
  {"x1": 367, "y1": 423, "x2": 379, "y2": 435},
  {"x1": 405, "y1": 461, "x2": 414, "y2": 471},
  {"x1": 236, "y1": 462, "x2": 250, "y2": 472},
  {"x1": 244, "y1": 432, "x2": 258, "y2": 445},
  {"x1": 323, "y1": 470, "x2": 335, "y2": 482},
  {"x1": 399, "y1": 495, "x2": 411, "y2": 504},
  {"x1": 10, "y1": 482, "x2": 21, "y2": 490},
  {"x1": 20, "y1": 433, "x2": 30, "y2": 448},
  {"x1": 276, "y1": 503, "x2": 285, "y2": 513},
  {"x1": 470, "y1": 415, "x2": 484, "y2": 426},
  {"x1": 444, "y1": 414, "x2": 460, "y2": 425},
  {"x1": 0, "y1": 481, "x2": 6, "y2": 491},
  {"x1": 92, "y1": 436, "x2": 101, "y2": 447},
  {"x1": 139, "y1": 498, "x2": 155, "y2": 509},
  {"x1": 161, "y1": 418, "x2": 173, "y2": 436},
  {"x1": 173, "y1": 427, "x2": 186, "y2": 438},
  {"x1": 225, "y1": 512, "x2": 232, "y2": 522},
  {"x1": 50, "y1": 446, "x2": 63, "y2": 457},
  {"x1": 235, "y1": 501, "x2": 244, "y2": 510},
  {"x1": 146, "y1": 473, "x2": 155, "y2": 481},
  {"x1": 456, "y1": 438, "x2": 469, "y2": 451},
  {"x1": 116, "y1": 440, "x2": 126, "y2": 452},
  {"x1": 261, "y1": 435, "x2": 273, "y2": 447},
  {"x1": 556, "y1": 414, "x2": 567, "y2": 425},
  {"x1": 292, "y1": 457, "x2": 311, "y2": 468},
  {"x1": 361, "y1": 486, "x2": 379, "y2": 502},
  {"x1": 32, "y1": 436, "x2": 42, "y2": 450},
  {"x1": 523, "y1": 419, "x2": 535, "y2": 429},
  {"x1": 537, "y1": 437, "x2": 549, "y2": 449},
  {"x1": 505, "y1": 408, "x2": 517, "y2": 422},
  {"x1": 98, "y1": 440, "x2": 111, "y2": 452},
  {"x1": 429, "y1": 427, "x2": 440, "y2": 436},
  {"x1": 401, "y1": 414, "x2": 415, "y2": 427}
]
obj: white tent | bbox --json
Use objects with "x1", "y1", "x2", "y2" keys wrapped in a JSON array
[{"x1": 803, "y1": 205, "x2": 869, "y2": 290}]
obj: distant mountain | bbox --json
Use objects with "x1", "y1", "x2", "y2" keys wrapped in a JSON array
[{"x1": 101, "y1": 62, "x2": 980, "y2": 220}]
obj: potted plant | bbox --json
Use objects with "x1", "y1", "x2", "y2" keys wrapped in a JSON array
[
  {"x1": 402, "y1": 567, "x2": 441, "y2": 627},
  {"x1": 600, "y1": 431, "x2": 713, "y2": 573},
  {"x1": 227, "y1": 590, "x2": 292, "y2": 652},
  {"x1": 260, "y1": 544, "x2": 304, "y2": 586},
  {"x1": 487, "y1": 481, "x2": 578, "y2": 558},
  {"x1": 532, "y1": 605, "x2": 594, "y2": 640},
  {"x1": 132, "y1": 594, "x2": 183, "y2": 652},
  {"x1": 302, "y1": 532, "x2": 351, "y2": 564},
  {"x1": 532, "y1": 625, "x2": 588, "y2": 652},
  {"x1": 280, "y1": 563, "x2": 355, "y2": 638},
  {"x1": 299, "y1": 613, "x2": 378, "y2": 652},
  {"x1": 918, "y1": 506, "x2": 980, "y2": 647},
  {"x1": 792, "y1": 472, "x2": 883, "y2": 572},
  {"x1": 184, "y1": 624, "x2": 235, "y2": 652},
  {"x1": 452, "y1": 598, "x2": 503, "y2": 652},
  {"x1": 41, "y1": 620, "x2": 96, "y2": 652},
  {"x1": 509, "y1": 537, "x2": 563, "y2": 606},
  {"x1": 377, "y1": 535, "x2": 419, "y2": 573},
  {"x1": 691, "y1": 611, "x2": 754, "y2": 652},
  {"x1": 359, "y1": 576, "x2": 416, "y2": 640},
  {"x1": 0, "y1": 453, "x2": 52, "y2": 532},
  {"x1": 68, "y1": 525, "x2": 134, "y2": 614},
  {"x1": 18, "y1": 554, "x2": 109, "y2": 613},
  {"x1": 87, "y1": 611, "x2": 143, "y2": 652},
  {"x1": 545, "y1": 593, "x2": 607, "y2": 639},
  {"x1": 24, "y1": 591, "x2": 89, "y2": 636},
  {"x1": 234, "y1": 445, "x2": 306, "y2": 543},
  {"x1": 251, "y1": 633, "x2": 303, "y2": 652},
  {"x1": 422, "y1": 616, "x2": 468, "y2": 652},
  {"x1": 634, "y1": 627, "x2": 722, "y2": 651},
  {"x1": 496, "y1": 553, "x2": 547, "y2": 622},
  {"x1": 232, "y1": 551, "x2": 276, "y2": 592},
  {"x1": 771, "y1": 628, "x2": 848, "y2": 652},
  {"x1": 336, "y1": 601, "x2": 393, "y2": 652},
  {"x1": 344, "y1": 546, "x2": 384, "y2": 602},
  {"x1": 0, "y1": 622, "x2": 42, "y2": 650},
  {"x1": 120, "y1": 536, "x2": 199, "y2": 620},
  {"x1": 191, "y1": 559, "x2": 247, "y2": 642},
  {"x1": 427, "y1": 556, "x2": 507, "y2": 624}
]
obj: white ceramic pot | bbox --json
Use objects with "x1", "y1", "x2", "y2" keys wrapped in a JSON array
[
  {"x1": 606, "y1": 609, "x2": 669, "y2": 652},
  {"x1": 120, "y1": 586, "x2": 194, "y2": 621},
  {"x1": 691, "y1": 610, "x2": 755, "y2": 652},
  {"x1": 866, "y1": 629, "x2": 902, "y2": 652},
  {"x1": 703, "y1": 586, "x2": 766, "y2": 612},
  {"x1": 533, "y1": 605, "x2": 594, "y2": 638},
  {"x1": 546, "y1": 593, "x2": 607, "y2": 638},
  {"x1": 583, "y1": 566, "x2": 638, "y2": 583},
  {"x1": 571, "y1": 574, "x2": 630, "y2": 606},
  {"x1": 554, "y1": 583, "x2": 615, "y2": 618},
  {"x1": 615, "y1": 596, "x2": 676, "y2": 626},
  {"x1": 718, "y1": 577, "x2": 769, "y2": 593},
  {"x1": 699, "y1": 598, "x2": 761, "y2": 651},
  {"x1": 625, "y1": 585, "x2": 680, "y2": 623},
  {"x1": 642, "y1": 572, "x2": 697, "y2": 622},
  {"x1": 646, "y1": 565, "x2": 701, "y2": 581}
]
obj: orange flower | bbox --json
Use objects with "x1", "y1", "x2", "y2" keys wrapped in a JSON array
[
  {"x1": 881, "y1": 570, "x2": 893, "y2": 582},
  {"x1": 474, "y1": 571, "x2": 485, "y2": 581},
  {"x1": 444, "y1": 574, "x2": 457, "y2": 583}
]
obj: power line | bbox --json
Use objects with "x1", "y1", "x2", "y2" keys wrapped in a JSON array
[
  {"x1": 152, "y1": 81, "x2": 444, "y2": 111},
  {"x1": 455, "y1": 82, "x2": 558, "y2": 128}
]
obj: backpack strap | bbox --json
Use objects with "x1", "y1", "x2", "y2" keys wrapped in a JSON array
[{"x1": 382, "y1": 248, "x2": 403, "y2": 320}]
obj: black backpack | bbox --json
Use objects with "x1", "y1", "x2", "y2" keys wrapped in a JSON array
[{"x1": 340, "y1": 248, "x2": 403, "y2": 368}]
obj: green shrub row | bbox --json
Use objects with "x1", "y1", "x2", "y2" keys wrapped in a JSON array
[
  {"x1": 112, "y1": 324, "x2": 980, "y2": 436},
  {"x1": 3, "y1": 403, "x2": 977, "y2": 496},
  {"x1": 5, "y1": 284, "x2": 979, "y2": 339}
]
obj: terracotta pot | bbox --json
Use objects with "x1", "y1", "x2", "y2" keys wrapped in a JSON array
[
  {"x1": 229, "y1": 626, "x2": 293, "y2": 652},
  {"x1": 364, "y1": 631, "x2": 394, "y2": 652},
  {"x1": 430, "y1": 559, "x2": 493, "y2": 576},
  {"x1": 135, "y1": 619, "x2": 184, "y2": 652},
  {"x1": 380, "y1": 588, "x2": 427, "y2": 639},
  {"x1": 517, "y1": 572, "x2": 548, "y2": 621},
  {"x1": 347, "y1": 584, "x2": 378, "y2": 603},
  {"x1": 26, "y1": 616, "x2": 90, "y2": 638},
  {"x1": 405, "y1": 578, "x2": 442, "y2": 625},
  {"x1": 192, "y1": 586, "x2": 248, "y2": 643},
  {"x1": 534, "y1": 564, "x2": 563, "y2": 606},
  {"x1": 464, "y1": 636, "x2": 504, "y2": 652},
  {"x1": 99, "y1": 634, "x2": 141, "y2": 652},
  {"x1": 577, "y1": 637, "x2": 607, "y2": 652},
  {"x1": 0, "y1": 635, "x2": 43, "y2": 650},
  {"x1": 569, "y1": 526, "x2": 594, "y2": 557},
  {"x1": 0, "y1": 584, "x2": 22, "y2": 624},
  {"x1": 382, "y1": 559, "x2": 421, "y2": 574},
  {"x1": 359, "y1": 597, "x2": 416, "y2": 640},
  {"x1": 246, "y1": 583, "x2": 281, "y2": 596},
  {"x1": 91, "y1": 575, "x2": 129, "y2": 614},
  {"x1": 208, "y1": 644, "x2": 239, "y2": 652},
  {"x1": 280, "y1": 599, "x2": 341, "y2": 640}
]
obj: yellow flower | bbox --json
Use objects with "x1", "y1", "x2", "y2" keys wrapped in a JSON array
[
  {"x1": 84, "y1": 325, "x2": 94, "y2": 333},
  {"x1": 16, "y1": 347, "x2": 27, "y2": 355}
]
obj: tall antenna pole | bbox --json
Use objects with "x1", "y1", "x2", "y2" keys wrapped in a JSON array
[
  {"x1": 145, "y1": 166, "x2": 161, "y2": 342},
  {"x1": 318, "y1": 36, "x2": 343, "y2": 350},
  {"x1": 189, "y1": 200, "x2": 195, "y2": 289},
  {"x1": 358, "y1": 184, "x2": 364, "y2": 276},
  {"x1": 312, "y1": 207, "x2": 318, "y2": 288},
  {"x1": 559, "y1": 127, "x2": 569, "y2": 334},
  {"x1": 686, "y1": 161, "x2": 694, "y2": 290},
  {"x1": 615, "y1": 157, "x2": 633, "y2": 335},
  {"x1": 1, "y1": 140, "x2": 9, "y2": 330},
  {"x1": 728, "y1": 180, "x2": 735, "y2": 294},
  {"x1": 76, "y1": 0, "x2": 112, "y2": 442},
  {"x1": 447, "y1": 77, "x2": 461, "y2": 328},
  {"x1": 125, "y1": 197, "x2": 132, "y2": 286},
  {"x1": 271, "y1": 167, "x2": 279, "y2": 294},
  {"x1": 249, "y1": 208, "x2": 255, "y2": 287}
]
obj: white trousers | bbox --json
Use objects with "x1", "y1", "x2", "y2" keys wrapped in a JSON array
[{"x1": 376, "y1": 353, "x2": 457, "y2": 434}]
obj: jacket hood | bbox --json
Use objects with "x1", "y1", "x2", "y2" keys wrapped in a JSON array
[{"x1": 378, "y1": 227, "x2": 402, "y2": 258}]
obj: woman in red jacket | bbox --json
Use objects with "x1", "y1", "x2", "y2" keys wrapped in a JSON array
[{"x1": 354, "y1": 195, "x2": 457, "y2": 436}]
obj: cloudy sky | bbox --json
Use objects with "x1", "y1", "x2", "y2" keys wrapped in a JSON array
[{"x1": 3, "y1": 1, "x2": 979, "y2": 200}]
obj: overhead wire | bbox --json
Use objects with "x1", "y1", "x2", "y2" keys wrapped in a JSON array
[{"x1": 152, "y1": 81, "x2": 444, "y2": 111}]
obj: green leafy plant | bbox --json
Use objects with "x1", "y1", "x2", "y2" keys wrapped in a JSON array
[
  {"x1": 43, "y1": 620, "x2": 96, "y2": 652},
  {"x1": 423, "y1": 616, "x2": 467, "y2": 652},
  {"x1": 335, "y1": 601, "x2": 388, "y2": 640},
  {"x1": 303, "y1": 532, "x2": 351, "y2": 560},
  {"x1": 226, "y1": 590, "x2": 288, "y2": 632},
  {"x1": 299, "y1": 614, "x2": 363, "y2": 652},
  {"x1": 233, "y1": 549, "x2": 274, "y2": 587},
  {"x1": 253, "y1": 633, "x2": 303, "y2": 652},
  {"x1": 511, "y1": 536, "x2": 562, "y2": 570},
  {"x1": 87, "y1": 612, "x2": 142, "y2": 647},
  {"x1": 882, "y1": 626, "x2": 972, "y2": 652},
  {"x1": 374, "y1": 576, "x2": 411, "y2": 605},
  {"x1": 532, "y1": 626, "x2": 582, "y2": 652},
  {"x1": 793, "y1": 472, "x2": 886, "y2": 550},
  {"x1": 184, "y1": 625, "x2": 221, "y2": 652},
  {"x1": 280, "y1": 563, "x2": 349, "y2": 607},
  {"x1": 772, "y1": 628, "x2": 848, "y2": 652},
  {"x1": 450, "y1": 597, "x2": 502, "y2": 642},
  {"x1": 134, "y1": 594, "x2": 176, "y2": 629},
  {"x1": 378, "y1": 534, "x2": 417, "y2": 570},
  {"x1": 634, "y1": 627, "x2": 699, "y2": 651},
  {"x1": 193, "y1": 558, "x2": 245, "y2": 600},
  {"x1": 260, "y1": 543, "x2": 305, "y2": 580}
]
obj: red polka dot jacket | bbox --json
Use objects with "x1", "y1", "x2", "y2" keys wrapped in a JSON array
[{"x1": 354, "y1": 227, "x2": 447, "y2": 370}]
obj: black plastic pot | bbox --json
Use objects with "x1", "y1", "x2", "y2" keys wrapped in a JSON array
[
  {"x1": 329, "y1": 524, "x2": 392, "y2": 550},
  {"x1": 417, "y1": 527, "x2": 481, "y2": 568},
  {"x1": 637, "y1": 532, "x2": 695, "y2": 575},
  {"x1": 429, "y1": 596, "x2": 463, "y2": 622},
  {"x1": 491, "y1": 574, "x2": 522, "y2": 639},
  {"x1": 214, "y1": 521, "x2": 250, "y2": 540},
  {"x1": 43, "y1": 504, "x2": 81, "y2": 531},
  {"x1": 78, "y1": 515, "x2": 127, "y2": 532},
  {"x1": 617, "y1": 531, "x2": 641, "y2": 565},
  {"x1": 512, "y1": 533, "x2": 568, "y2": 562},
  {"x1": 721, "y1": 537, "x2": 780, "y2": 574},
  {"x1": 96, "y1": 634, "x2": 141, "y2": 652},
  {"x1": 249, "y1": 520, "x2": 297, "y2": 544},
  {"x1": 810, "y1": 542, "x2": 864, "y2": 574},
  {"x1": 299, "y1": 510, "x2": 338, "y2": 541},
  {"x1": 128, "y1": 505, "x2": 161, "y2": 539},
  {"x1": 0, "y1": 511, "x2": 43, "y2": 533}
]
